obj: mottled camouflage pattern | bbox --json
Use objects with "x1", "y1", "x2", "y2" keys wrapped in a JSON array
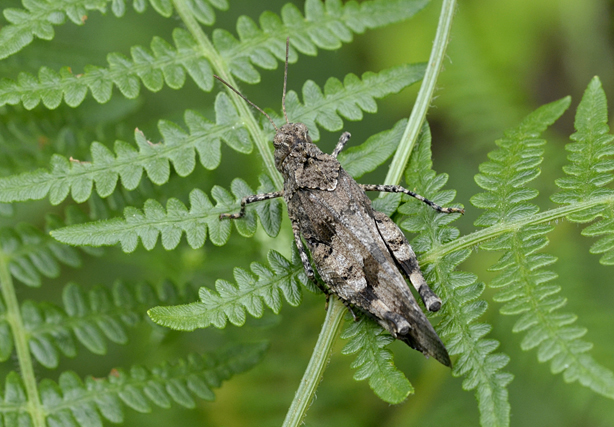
[{"x1": 274, "y1": 123, "x2": 452, "y2": 366}]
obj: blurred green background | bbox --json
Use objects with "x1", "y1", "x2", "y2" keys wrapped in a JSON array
[{"x1": 1, "y1": 0, "x2": 614, "y2": 426}]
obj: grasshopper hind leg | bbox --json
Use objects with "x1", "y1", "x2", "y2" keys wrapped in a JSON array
[{"x1": 372, "y1": 210, "x2": 442, "y2": 312}]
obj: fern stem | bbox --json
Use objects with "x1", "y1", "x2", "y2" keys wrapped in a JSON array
[
  {"x1": 171, "y1": 0, "x2": 283, "y2": 190},
  {"x1": 384, "y1": 0, "x2": 457, "y2": 186},
  {"x1": 282, "y1": 298, "x2": 346, "y2": 427},
  {"x1": 0, "y1": 257, "x2": 45, "y2": 427},
  {"x1": 422, "y1": 196, "x2": 614, "y2": 265}
]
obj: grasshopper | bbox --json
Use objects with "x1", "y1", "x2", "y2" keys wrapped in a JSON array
[{"x1": 216, "y1": 39, "x2": 463, "y2": 366}]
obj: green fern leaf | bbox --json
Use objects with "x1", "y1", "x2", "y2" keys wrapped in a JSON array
[
  {"x1": 0, "y1": 98, "x2": 145, "y2": 181},
  {"x1": 0, "y1": 64, "x2": 419, "y2": 205},
  {"x1": 1, "y1": 372, "x2": 30, "y2": 425},
  {"x1": 0, "y1": 221, "x2": 83, "y2": 287},
  {"x1": 186, "y1": 0, "x2": 229, "y2": 26},
  {"x1": 0, "y1": 0, "x2": 426, "y2": 110},
  {"x1": 51, "y1": 176, "x2": 282, "y2": 252},
  {"x1": 0, "y1": 0, "x2": 228, "y2": 60},
  {"x1": 148, "y1": 249, "x2": 306, "y2": 330},
  {"x1": 474, "y1": 95, "x2": 614, "y2": 400},
  {"x1": 0, "y1": 28, "x2": 212, "y2": 109},
  {"x1": 18, "y1": 281, "x2": 188, "y2": 368},
  {"x1": 340, "y1": 316, "x2": 413, "y2": 404},
  {"x1": 214, "y1": 0, "x2": 427, "y2": 84},
  {"x1": 0, "y1": 93, "x2": 250, "y2": 204},
  {"x1": 0, "y1": 343, "x2": 265, "y2": 425},
  {"x1": 552, "y1": 77, "x2": 614, "y2": 265},
  {"x1": 49, "y1": 106, "x2": 413, "y2": 251},
  {"x1": 287, "y1": 63, "x2": 424, "y2": 141},
  {"x1": 401, "y1": 126, "x2": 512, "y2": 427}
]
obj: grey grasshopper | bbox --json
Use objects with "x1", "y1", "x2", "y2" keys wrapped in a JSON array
[{"x1": 216, "y1": 39, "x2": 463, "y2": 367}]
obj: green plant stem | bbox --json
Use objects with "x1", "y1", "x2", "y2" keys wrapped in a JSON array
[
  {"x1": 282, "y1": 298, "x2": 346, "y2": 427},
  {"x1": 384, "y1": 0, "x2": 457, "y2": 186},
  {"x1": 422, "y1": 196, "x2": 614, "y2": 265},
  {"x1": 0, "y1": 256, "x2": 45, "y2": 427},
  {"x1": 171, "y1": 0, "x2": 283, "y2": 190}
]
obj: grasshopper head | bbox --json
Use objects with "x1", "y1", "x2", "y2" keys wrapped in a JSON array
[{"x1": 273, "y1": 122, "x2": 311, "y2": 172}]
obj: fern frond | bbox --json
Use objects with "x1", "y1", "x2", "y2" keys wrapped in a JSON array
[
  {"x1": 286, "y1": 63, "x2": 424, "y2": 141},
  {"x1": 1, "y1": 64, "x2": 421, "y2": 207},
  {"x1": 19, "y1": 281, "x2": 189, "y2": 368},
  {"x1": 401, "y1": 126, "x2": 513, "y2": 427},
  {"x1": 149, "y1": 249, "x2": 306, "y2": 330},
  {"x1": 472, "y1": 98, "x2": 570, "y2": 226},
  {"x1": 52, "y1": 176, "x2": 282, "y2": 252},
  {"x1": 340, "y1": 316, "x2": 413, "y2": 404},
  {"x1": 49, "y1": 110, "x2": 414, "y2": 252},
  {"x1": 213, "y1": 0, "x2": 428, "y2": 84},
  {"x1": 473, "y1": 96, "x2": 614, "y2": 399},
  {"x1": 0, "y1": 343, "x2": 266, "y2": 425},
  {"x1": 0, "y1": 0, "x2": 227, "y2": 60},
  {"x1": 0, "y1": 99, "x2": 146, "y2": 183},
  {"x1": 552, "y1": 77, "x2": 614, "y2": 265},
  {"x1": 0, "y1": 0, "x2": 427, "y2": 110},
  {"x1": 0, "y1": 221, "x2": 83, "y2": 287},
  {"x1": 0, "y1": 94, "x2": 251, "y2": 204},
  {"x1": 0, "y1": 28, "x2": 212, "y2": 109}
]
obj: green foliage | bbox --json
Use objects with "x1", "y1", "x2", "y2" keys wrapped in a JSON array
[
  {"x1": 399, "y1": 126, "x2": 512, "y2": 427},
  {"x1": 552, "y1": 77, "x2": 614, "y2": 264},
  {"x1": 341, "y1": 316, "x2": 413, "y2": 404},
  {"x1": 20, "y1": 280, "x2": 187, "y2": 368},
  {"x1": 1, "y1": 1, "x2": 614, "y2": 427},
  {"x1": 0, "y1": 0, "x2": 229, "y2": 60},
  {"x1": 1, "y1": 218, "x2": 83, "y2": 287},
  {"x1": 471, "y1": 91, "x2": 614, "y2": 399},
  {"x1": 52, "y1": 177, "x2": 283, "y2": 251},
  {"x1": 0, "y1": 64, "x2": 422, "y2": 206},
  {"x1": 149, "y1": 249, "x2": 306, "y2": 330},
  {"x1": 0, "y1": 0, "x2": 426, "y2": 110},
  {"x1": 0, "y1": 1, "x2": 439, "y2": 426},
  {"x1": 50, "y1": 115, "x2": 413, "y2": 253},
  {"x1": 6, "y1": 342, "x2": 265, "y2": 427},
  {"x1": 287, "y1": 64, "x2": 424, "y2": 141},
  {"x1": 0, "y1": 102, "x2": 250, "y2": 203}
]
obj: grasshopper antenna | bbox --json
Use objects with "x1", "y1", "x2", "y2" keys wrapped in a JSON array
[
  {"x1": 213, "y1": 75, "x2": 279, "y2": 132},
  {"x1": 282, "y1": 37, "x2": 290, "y2": 124}
]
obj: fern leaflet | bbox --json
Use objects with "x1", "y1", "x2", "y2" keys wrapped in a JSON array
[
  {"x1": 0, "y1": 93, "x2": 251, "y2": 204},
  {"x1": 473, "y1": 94, "x2": 614, "y2": 399},
  {"x1": 0, "y1": 0, "x2": 228, "y2": 60},
  {"x1": 552, "y1": 77, "x2": 614, "y2": 265},
  {"x1": 0, "y1": 343, "x2": 266, "y2": 426},
  {"x1": 149, "y1": 249, "x2": 306, "y2": 330},
  {"x1": 0, "y1": 0, "x2": 426, "y2": 110},
  {"x1": 214, "y1": 0, "x2": 428, "y2": 84},
  {"x1": 0, "y1": 220, "x2": 85, "y2": 287},
  {"x1": 341, "y1": 316, "x2": 413, "y2": 404},
  {"x1": 17, "y1": 281, "x2": 189, "y2": 368},
  {"x1": 52, "y1": 177, "x2": 283, "y2": 252},
  {"x1": 0, "y1": 64, "x2": 422, "y2": 207},
  {"x1": 401, "y1": 126, "x2": 512, "y2": 427},
  {"x1": 50, "y1": 112, "x2": 410, "y2": 252}
]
